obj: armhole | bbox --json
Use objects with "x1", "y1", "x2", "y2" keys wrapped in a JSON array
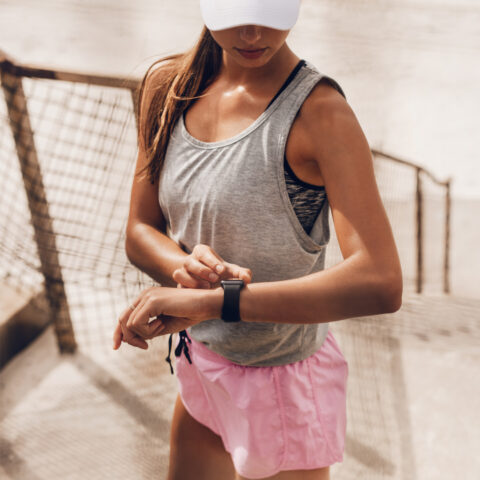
[
  {"x1": 318, "y1": 75, "x2": 347, "y2": 101},
  {"x1": 283, "y1": 154, "x2": 326, "y2": 191},
  {"x1": 282, "y1": 72, "x2": 345, "y2": 192}
]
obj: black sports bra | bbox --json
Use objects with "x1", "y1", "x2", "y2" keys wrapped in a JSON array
[{"x1": 263, "y1": 58, "x2": 327, "y2": 235}]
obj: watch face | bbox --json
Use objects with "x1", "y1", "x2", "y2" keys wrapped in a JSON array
[{"x1": 221, "y1": 279, "x2": 244, "y2": 288}]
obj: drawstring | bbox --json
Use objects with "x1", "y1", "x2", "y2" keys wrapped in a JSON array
[{"x1": 165, "y1": 329, "x2": 192, "y2": 375}]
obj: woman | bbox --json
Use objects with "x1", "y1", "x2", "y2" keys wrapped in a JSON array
[{"x1": 112, "y1": 0, "x2": 403, "y2": 478}]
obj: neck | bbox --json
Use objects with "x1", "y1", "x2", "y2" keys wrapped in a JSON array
[{"x1": 219, "y1": 43, "x2": 300, "y2": 88}]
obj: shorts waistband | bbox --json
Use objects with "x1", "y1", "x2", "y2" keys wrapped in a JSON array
[{"x1": 184, "y1": 331, "x2": 237, "y2": 366}]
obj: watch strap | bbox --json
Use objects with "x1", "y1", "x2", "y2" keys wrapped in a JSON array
[{"x1": 220, "y1": 279, "x2": 244, "y2": 323}]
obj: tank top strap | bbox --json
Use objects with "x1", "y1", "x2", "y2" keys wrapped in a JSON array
[
  {"x1": 269, "y1": 61, "x2": 345, "y2": 142},
  {"x1": 265, "y1": 59, "x2": 307, "y2": 111}
]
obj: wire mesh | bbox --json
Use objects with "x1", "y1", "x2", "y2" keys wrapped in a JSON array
[
  {"x1": 0, "y1": 72, "x2": 158, "y2": 356},
  {"x1": 0, "y1": 61, "x2": 462, "y2": 480}
]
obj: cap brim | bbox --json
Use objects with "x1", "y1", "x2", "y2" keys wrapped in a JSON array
[{"x1": 200, "y1": 0, "x2": 300, "y2": 31}]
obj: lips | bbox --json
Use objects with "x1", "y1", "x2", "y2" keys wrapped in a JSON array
[{"x1": 236, "y1": 47, "x2": 267, "y2": 59}]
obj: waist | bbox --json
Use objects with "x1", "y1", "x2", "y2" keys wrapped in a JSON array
[{"x1": 187, "y1": 321, "x2": 329, "y2": 367}]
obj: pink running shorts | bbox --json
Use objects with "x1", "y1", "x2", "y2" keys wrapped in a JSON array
[{"x1": 174, "y1": 328, "x2": 349, "y2": 479}]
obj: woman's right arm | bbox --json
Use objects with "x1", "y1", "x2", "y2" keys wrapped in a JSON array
[
  {"x1": 115, "y1": 66, "x2": 253, "y2": 350},
  {"x1": 125, "y1": 65, "x2": 186, "y2": 287},
  {"x1": 125, "y1": 223, "x2": 186, "y2": 288},
  {"x1": 125, "y1": 65, "x2": 253, "y2": 293},
  {"x1": 125, "y1": 137, "x2": 251, "y2": 288}
]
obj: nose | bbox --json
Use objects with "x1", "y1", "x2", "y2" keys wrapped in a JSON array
[{"x1": 238, "y1": 24, "x2": 262, "y2": 44}]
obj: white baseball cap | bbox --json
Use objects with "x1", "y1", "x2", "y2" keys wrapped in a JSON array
[{"x1": 199, "y1": 0, "x2": 301, "y2": 31}]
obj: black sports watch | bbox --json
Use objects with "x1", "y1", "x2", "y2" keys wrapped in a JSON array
[{"x1": 220, "y1": 279, "x2": 244, "y2": 323}]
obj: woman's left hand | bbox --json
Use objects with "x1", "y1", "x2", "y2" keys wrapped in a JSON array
[{"x1": 112, "y1": 285, "x2": 219, "y2": 350}]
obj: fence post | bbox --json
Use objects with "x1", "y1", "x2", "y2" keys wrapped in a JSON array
[
  {"x1": 444, "y1": 178, "x2": 451, "y2": 294},
  {"x1": 0, "y1": 55, "x2": 77, "y2": 353},
  {"x1": 415, "y1": 168, "x2": 423, "y2": 293}
]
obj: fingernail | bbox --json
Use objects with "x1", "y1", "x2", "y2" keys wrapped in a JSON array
[
  {"x1": 216, "y1": 265, "x2": 223, "y2": 273},
  {"x1": 209, "y1": 273, "x2": 218, "y2": 281}
]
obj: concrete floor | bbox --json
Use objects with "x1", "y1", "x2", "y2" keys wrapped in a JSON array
[
  {"x1": 1, "y1": 293, "x2": 479, "y2": 480},
  {"x1": 0, "y1": 321, "x2": 178, "y2": 479}
]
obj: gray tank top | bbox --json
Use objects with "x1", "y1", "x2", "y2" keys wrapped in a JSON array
[{"x1": 158, "y1": 59, "x2": 346, "y2": 366}]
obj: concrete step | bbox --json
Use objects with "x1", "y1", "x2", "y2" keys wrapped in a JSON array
[{"x1": 0, "y1": 281, "x2": 51, "y2": 370}]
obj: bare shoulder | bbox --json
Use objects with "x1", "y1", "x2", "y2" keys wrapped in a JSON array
[
  {"x1": 299, "y1": 77, "x2": 399, "y2": 267},
  {"x1": 300, "y1": 77, "x2": 353, "y2": 143},
  {"x1": 299, "y1": 76, "x2": 371, "y2": 181}
]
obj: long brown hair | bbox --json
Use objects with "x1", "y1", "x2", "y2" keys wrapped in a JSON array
[{"x1": 134, "y1": 26, "x2": 223, "y2": 185}]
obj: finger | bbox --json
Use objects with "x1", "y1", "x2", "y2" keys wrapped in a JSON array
[
  {"x1": 241, "y1": 268, "x2": 253, "y2": 284},
  {"x1": 185, "y1": 257, "x2": 220, "y2": 284},
  {"x1": 230, "y1": 266, "x2": 252, "y2": 283},
  {"x1": 138, "y1": 316, "x2": 166, "y2": 338},
  {"x1": 128, "y1": 300, "x2": 165, "y2": 339},
  {"x1": 117, "y1": 290, "x2": 146, "y2": 332},
  {"x1": 150, "y1": 315, "x2": 192, "y2": 337},
  {"x1": 173, "y1": 267, "x2": 211, "y2": 289},
  {"x1": 112, "y1": 322, "x2": 123, "y2": 350},
  {"x1": 193, "y1": 245, "x2": 225, "y2": 275},
  {"x1": 221, "y1": 262, "x2": 250, "y2": 281},
  {"x1": 117, "y1": 304, "x2": 136, "y2": 328},
  {"x1": 139, "y1": 314, "x2": 172, "y2": 337},
  {"x1": 122, "y1": 299, "x2": 151, "y2": 347},
  {"x1": 148, "y1": 317, "x2": 168, "y2": 336},
  {"x1": 126, "y1": 296, "x2": 148, "y2": 329},
  {"x1": 119, "y1": 321, "x2": 148, "y2": 349},
  {"x1": 132, "y1": 320, "x2": 165, "y2": 339}
]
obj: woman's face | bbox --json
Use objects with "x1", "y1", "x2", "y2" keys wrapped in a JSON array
[{"x1": 209, "y1": 25, "x2": 290, "y2": 66}]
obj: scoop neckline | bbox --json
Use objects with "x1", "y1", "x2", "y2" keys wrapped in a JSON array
[{"x1": 180, "y1": 61, "x2": 309, "y2": 149}]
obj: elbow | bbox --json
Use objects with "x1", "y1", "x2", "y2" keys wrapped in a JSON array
[
  {"x1": 125, "y1": 237, "x2": 132, "y2": 263},
  {"x1": 378, "y1": 269, "x2": 403, "y2": 313},
  {"x1": 125, "y1": 227, "x2": 137, "y2": 265},
  {"x1": 125, "y1": 237, "x2": 133, "y2": 265}
]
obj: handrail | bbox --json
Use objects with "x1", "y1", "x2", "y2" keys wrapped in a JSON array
[
  {"x1": 0, "y1": 48, "x2": 139, "y2": 90},
  {"x1": 0, "y1": 49, "x2": 451, "y2": 351},
  {"x1": 371, "y1": 149, "x2": 451, "y2": 294},
  {"x1": 371, "y1": 148, "x2": 452, "y2": 187}
]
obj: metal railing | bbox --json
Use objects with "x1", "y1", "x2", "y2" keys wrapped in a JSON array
[{"x1": 0, "y1": 49, "x2": 451, "y2": 353}]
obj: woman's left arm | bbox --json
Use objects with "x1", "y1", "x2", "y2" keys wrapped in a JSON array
[{"x1": 206, "y1": 87, "x2": 403, "y2": 325}]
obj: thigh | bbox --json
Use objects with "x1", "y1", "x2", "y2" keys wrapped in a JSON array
[
  {"x1": 167, "y1": 393, "x2": 236, "y2": 480},
  {"x1": 236, "y1": 466, "x2": 330, "y2": 480}
]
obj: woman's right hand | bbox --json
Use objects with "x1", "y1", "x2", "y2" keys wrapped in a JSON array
[{"x1": 173, "y1": 243, "x2": 252, "y2": 289}]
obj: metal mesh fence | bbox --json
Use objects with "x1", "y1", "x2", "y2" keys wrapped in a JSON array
[
  {"x1": 0, "y1": 66, "x2": 156, "y2": 355},
  {"x1": 0, "y1": 55, "x2": 460, "y2": 480},
  {"x1": 0, "y1": 54, "x2": 452, "y2": 359}
]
